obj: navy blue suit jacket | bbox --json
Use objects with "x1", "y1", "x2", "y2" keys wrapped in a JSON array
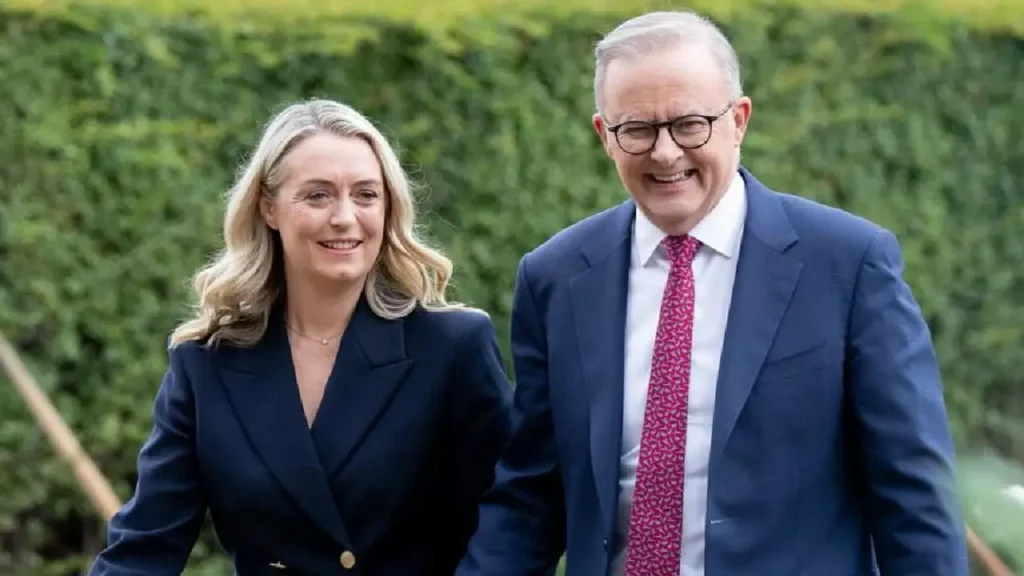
[
  {"x1": 457, "y1": 168, "x2": 967, "y2": 575},
  {"x1": 89, "y1": 297, "x2": 513, "y2": 575}
]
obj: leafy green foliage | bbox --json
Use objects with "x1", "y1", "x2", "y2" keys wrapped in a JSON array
[
  {"x1": 0, "y1": 3, "x2": 1022, "y2": 573},
  {"x1": 7, "y1": 0, "x2": 1024, "y2": 38}
]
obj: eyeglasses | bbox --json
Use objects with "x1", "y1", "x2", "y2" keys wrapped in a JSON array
[{"x1": 604, "y1": 102, "x2": 734, "y2": 155}]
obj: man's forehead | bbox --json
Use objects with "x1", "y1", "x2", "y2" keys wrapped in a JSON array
[
  {"x1": 602, "y1": 79, "x2": 726, "y2": 123},
  {"x1": 600, "y1": 44, "x2": 727, "y2": 120}
]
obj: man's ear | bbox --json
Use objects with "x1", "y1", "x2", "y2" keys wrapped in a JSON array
[
  {"x1": 731, "y1": 96, "x2": 753, "y2": 147},
  {"x1": 592, "y1": 113, "x2": 615, "y2": 158}
]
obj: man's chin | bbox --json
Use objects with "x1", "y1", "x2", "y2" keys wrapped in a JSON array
[{"x1": 640, "y1": 200, "x2": 707, "y2": 235}]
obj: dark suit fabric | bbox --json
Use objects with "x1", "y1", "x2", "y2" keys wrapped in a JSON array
[
  {"x1": 457, "y1": 168, "x2": 967, "y2": 576},
  {"x1": 90, "y1": 298, "x2": 513, "y2": 576}
]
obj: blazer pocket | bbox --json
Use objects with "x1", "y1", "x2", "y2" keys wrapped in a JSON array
[{"x1": 756, "y1": 340, "x2": 840, "y2": 385}]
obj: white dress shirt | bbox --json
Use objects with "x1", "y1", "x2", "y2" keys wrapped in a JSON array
[{"x1": 610, "y1": 172, "x2": 747, "y2": 576}]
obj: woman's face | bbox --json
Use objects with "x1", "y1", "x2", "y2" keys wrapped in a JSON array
[{"x1": 260, "y1": 132, "x2": 387, "y2": 292}]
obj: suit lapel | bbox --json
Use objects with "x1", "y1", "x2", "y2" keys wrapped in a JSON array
[
  {"x1": 569, "y1": 201, "x2": 635, "y2": 539},
  {"x1": 312, "y1": 297, "x2": 412, "y2": 480},
  {"x1": 709, "y1": 167, "x2": 803, "y2": 468},
  {"x1": 216, "y1": 312, "x2": 350, "y2": 546}
]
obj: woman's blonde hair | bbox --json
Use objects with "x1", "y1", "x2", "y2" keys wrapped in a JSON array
[{"x1": 170, "y1": 98, "x2": 461, "y2": 347}]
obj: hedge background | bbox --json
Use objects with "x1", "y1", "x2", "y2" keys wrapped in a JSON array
[{"x1": 1, "y1": 1, "x2": 1023, "y2": 573}]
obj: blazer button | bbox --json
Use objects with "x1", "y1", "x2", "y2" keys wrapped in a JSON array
[
  {"x1": 603, "y1": 538, "x2": 609, "y2": 550},
  {"x1": 339, "y1": 550, "x2": 356, "y2": 569}
]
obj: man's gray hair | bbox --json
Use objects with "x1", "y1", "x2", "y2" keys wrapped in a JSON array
[{"x1": 593, "y1": 10, "x2": 744, "y2": 112}]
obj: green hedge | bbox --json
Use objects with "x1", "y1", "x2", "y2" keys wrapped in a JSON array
[{"x1": 1, "y1": 4, "x2": 1023, "y2": 573}]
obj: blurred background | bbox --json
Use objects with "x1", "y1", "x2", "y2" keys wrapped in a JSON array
[{"x1": 1, "y1": 0, "x2": 1022, "y2": 574}]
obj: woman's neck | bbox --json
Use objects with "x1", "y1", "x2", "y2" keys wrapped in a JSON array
[{"x1": 283, "y1": 275, "x2": 363, "y2": 342}]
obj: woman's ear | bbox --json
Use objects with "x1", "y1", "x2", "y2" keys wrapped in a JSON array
[{"x1": 259, "y1": 193, "x2": 278, "y2": 230}]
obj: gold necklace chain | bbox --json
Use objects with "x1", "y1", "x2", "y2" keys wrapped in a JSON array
[{"x1": 285, "y1": 322, "x2": 343, "y2": 346}]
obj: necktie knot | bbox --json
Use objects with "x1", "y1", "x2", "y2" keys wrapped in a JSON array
[{"x1": 663, "y1": 234, "x2": 701, "y2": 266}]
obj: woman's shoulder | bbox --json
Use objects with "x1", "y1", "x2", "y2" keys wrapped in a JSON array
[
  {"x1": 404, "y1": 304, "x2": 496, "y2": 345},
  {"x1": 166, "y1": 332, "x2": 249, "y2": 369},
  {"x1": 164, "y1": 336, "x2": 221, "y2": 375}
]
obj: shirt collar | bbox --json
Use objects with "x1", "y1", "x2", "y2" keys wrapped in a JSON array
[{"x1": 633, "y1": 170, "x2": 747, "y2": 267}]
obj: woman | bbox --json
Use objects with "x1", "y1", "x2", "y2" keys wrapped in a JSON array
[{"x1": 88, "y1": 99, "x2": 513, "y2": 575}]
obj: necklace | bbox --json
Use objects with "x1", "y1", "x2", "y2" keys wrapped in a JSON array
[{"x1": 286, "y1": 322, "x2": 342, "y2": 346}]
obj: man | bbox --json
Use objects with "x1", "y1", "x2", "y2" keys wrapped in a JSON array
[{"x1": 457, "y1": 10, "x2": 968, "y2": 576}]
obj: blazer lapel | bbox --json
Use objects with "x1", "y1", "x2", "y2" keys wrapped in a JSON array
[
  {"x1": 709, "y1": 167, "x2": 803, "y2": 468},
  {"x1": 569, "y1": 201, "x2": 635, "y2": 540},
  {"x1": 312, "y1": 296, "x2": 412, "y2": 480},
  {"x1": 216, "y1": 314, "x2": 350, "y2": 546}
]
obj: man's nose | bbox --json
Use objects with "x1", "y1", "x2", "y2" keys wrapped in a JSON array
[{"x1": 650, "y1": 126, "x2": 684, "y2": 164}]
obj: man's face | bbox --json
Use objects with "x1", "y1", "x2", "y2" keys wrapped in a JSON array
[{"x1": 592, "y1": 42, "x2": 752, "y2": 235}]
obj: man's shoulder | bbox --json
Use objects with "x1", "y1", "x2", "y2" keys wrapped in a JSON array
[
  {"x1": 767, "y1": 184, "x2": 888, "y2": 254},
  {"x1": 521, "y1": 200, "x2": 632, "y2": 277}
]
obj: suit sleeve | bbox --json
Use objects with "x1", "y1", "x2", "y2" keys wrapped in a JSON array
[
  {"x1": 457, "y1": 254, "x2": 566, "y2": 576},
  {"x1": 847, "y1": 229, "x2": 969, "y2": 574},
  {"x1": 444, "y1": 313, "x2": 515, "y2": 569},
  {"x1": 88, "y1": 345, "x2": 206, "y2": 575}
]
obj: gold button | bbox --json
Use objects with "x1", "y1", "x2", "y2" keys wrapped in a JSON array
[{"x1": 340, "y1": 550, "x2": 356, "y2": 569}]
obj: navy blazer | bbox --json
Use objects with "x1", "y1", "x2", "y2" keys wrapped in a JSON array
[
  {"x1": 457, "y1": 167, "x2": 968, "y2": 576},
  {"x1": 89, "y1": 297, "x2": 514, "y2": 575}
]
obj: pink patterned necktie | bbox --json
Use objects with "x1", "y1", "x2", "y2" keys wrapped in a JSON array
[{"x1": 625, "y1": 234, "x2": 702, "y2": 576}]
